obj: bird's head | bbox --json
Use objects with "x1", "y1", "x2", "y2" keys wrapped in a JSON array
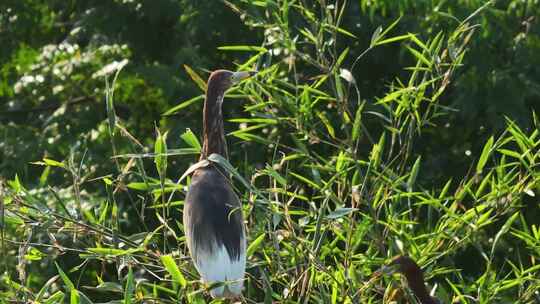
[
  {"x1": 375, "y1": 255, "x2": 424, "y2": 280},
  {"x1": 207, "y1": 70, "x2": 256, "y2": 95},
  {"x1": 380, "y1": 256, "x2": 439, "y2": 304},
  {"x1": 387, "y1": 255, "x2": 422, "y2": 276}
]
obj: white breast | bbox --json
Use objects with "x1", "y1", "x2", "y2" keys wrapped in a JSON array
[{"x1": 193, "y1": 239, "x2": 246, "y2": 298}]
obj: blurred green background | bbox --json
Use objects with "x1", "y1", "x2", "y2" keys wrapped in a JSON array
[{"x1": 1, "y1": 1, "x2": 538, "y2": 184}]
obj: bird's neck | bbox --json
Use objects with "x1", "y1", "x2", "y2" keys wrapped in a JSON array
[
  {"x1": 405, "y1": 271, "x2": 437, "y2": 304},
  {"x1": 201, "y1": 85, "x2": 228, "y2": 160}
]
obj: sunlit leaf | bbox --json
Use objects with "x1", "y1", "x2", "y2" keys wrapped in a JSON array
[
  {"x1": 477, "y1": 136, "x2": 494, "y2": 172},
  {"x1": 326, "y1": 207, "x2": 357, "y2": 219},
  {"x1": 247, "y1": 233, "x2": 265, "y2": 257},
  {"x1": 370, "y1": 26, "x2": 383, "y2": 47},
  {"x1": 352, "y1": 102, "x2": 364, "y2": 141},
  {"x1": 163, "y1": 95, "x2": 204, "y2": 116},
  {"x1": 218, "y1": 45, "x2": 267, "y2": 52},
  {"x1": 181, "y1": 128, "x2": 202, "y2": 151},
  {"x1": 124, "y1": 267, "x2": 134, "y2": 304},
  {"x1": 160, "y1": 255, "x2": 187, "y2": 288},
  {"x1": 154, "y1": 129, "x2": 168, "y2": 178},
  {"x1": 183, "y1": 64, "x2": 207, "y2": 91}
]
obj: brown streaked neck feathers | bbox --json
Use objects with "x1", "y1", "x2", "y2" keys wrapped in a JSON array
[{"x1": 201, "y1": 71, "x2": 229, "y2": 160}]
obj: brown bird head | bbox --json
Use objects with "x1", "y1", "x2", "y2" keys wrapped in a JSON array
[
  {"x1": 201, "y1": 69, "x2": 256, "y2": 160},
  {"x1": 383, "y1": 255, "x2": 439, "y2": 304},
  {"x1": 389, "y1": 255, "x2": 422, "y2": 276},
  {"x1": 207, "y1": 70, "x2": 256, "y2": 97}
]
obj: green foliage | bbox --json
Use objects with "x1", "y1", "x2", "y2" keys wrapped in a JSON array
[{"x1": 1, "y1": 0, "x2": 539, "y2": 303}]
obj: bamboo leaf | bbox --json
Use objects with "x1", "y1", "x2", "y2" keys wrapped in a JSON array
[
  {"x1": 92, "y1": 282, "x2": 123, "y2": 293},
  {"x1": 160, "y1": 255, "x2": 187, "y2": 288},
  {"x1": 228, "y1": 118, "x2": 278, "y2": 124},
  {"x1": 289, "y1": 171, "x2": 321, "y2": 190},
  {"x1": 183, "y1": 64, "x2": 207, "y2": 91},
  {"x1": 207, "y1": 153, "x2": 255, "y2": 192},
  {"x1": 55, "y1": 262, "x2": 75, "y2": 291},
  {"x1": 43, "y1": 158, "x2": 65, "y2": 168},
  {"x1": 370, "y1": 26, "x2": 383, "y2": 47},
  {"x1": 335, "y1": 47, "x2": 350, "y2": 68},
  {"x1": 123, "y1": 267, "x2": 134, "y2": 304},
  {"x1": 70, "y1": 290, "x2": 79, "y2": 304},
  {"x1": 127, "y1": 182, "x2": 149, "y2": 190},
  {"x1": 218, "y1": 45, "x2": 268, "y2": 52},
  {"x1": 332, "y1": 281, "x2": 338, "y2": 304},
  {"x1": 247, "y1": 233, "x2": 265, "y2": 257},
  {"x1": 163, "y1": 95, "x2": 204, "y2": 116},
  {"x1": 336, "y1": 151, "x2": 347, "y2": 172},
  {"x1": 105, "y1": 80, "x2": 116, "y2": 135},
  {"x1": 299, "y1": 28, "x2": 317, "y2": 43},
  {"x1": 113, "y1": 148, "x2": 199, "y2": 159},
  {"x1": 36, "y1": 275, "x2": 60, "y2": 301},
  {"x1": 181, "y1": 128, "x2": 202, "y2": 151},
  {"x1": 43, "y1": 291, "x2": 65, "y2": 304},
  {"x1": 410, "y1": 34, "x2": 428, "y2": 51},
  {"x1": 326, "y1": 207, "x2": 358, "y2": 219},
  {"x1": 154, "y1": 129, "x2": 168, "y2": 178},
  {"x1": 375, "y1": 33, "x2": 413, "y2": 46},
  {"x1": 371, "y1": 133, "x2": 385, "y2": 168},
  {"x1": 86, "y1": 248, "x2": 142, "y2": 256},
  {"x1": 352, "y1": 102, "x2": 364, "y2": 141},
  {"x1": 324, "y1": 23, "x2": 357, "y2": 38},
  {"x1": 407, "y1": 156, "x2": 422, "y2": 191},
  {"x1": 491, "y1": 212, "x2": 520, "y2": 257},
  {"x1": 317, "y1": 111, "x2": 336, "y2": 139},
  {"x1": 477, "y1": 136, "x2": 494, "y2": 172},
  {"x1": 379, "y1": 16, "x2": 402, "y2": 40},
  {"x1": 264, "y1": 165, "x2": 287, "y2": 187},
  {"x1": 406, "y1": 45, "x2": 432, "y2": 67}
]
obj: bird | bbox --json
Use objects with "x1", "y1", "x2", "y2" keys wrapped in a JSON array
[
  {"x1": 183, "y1": 69, "x2": 255, "y2": 298},
  {"x1": 384, "y1": 255, "x2": 440, "y2": 304}
]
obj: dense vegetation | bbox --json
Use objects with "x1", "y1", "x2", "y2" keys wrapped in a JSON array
[{"x1": 1, "y1": 0, "x2": 539, "y2": 303}]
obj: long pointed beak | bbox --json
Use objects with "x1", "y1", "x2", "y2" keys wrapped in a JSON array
[
  {"x1": 374, "y1": 263, "x2": 400, "y2": 277},
  {"x1": 232, "y1": 71, "x2": 257, "y2": 83}
]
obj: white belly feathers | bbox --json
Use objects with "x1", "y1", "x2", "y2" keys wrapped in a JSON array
[{"x1": 192, "y1": 238, "x2": 246, "y2": 298}]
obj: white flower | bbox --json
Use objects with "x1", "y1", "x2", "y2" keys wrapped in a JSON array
[
  {"x1": 70, "y1": 27, "x2": 81, "y2": 36},
  {"x1": 92, "y1": 59, "x2": 129, "y2": 78},
  {"x1": 13, "y1": 82, "x2": 23, "y2": 94},
  {"x1": 339, "y1": 68, "x2": 356, "y2": 84},
  {"x1": 52, "y1": 85, "x2": 64, "y2": 95},
  {"x1": 20, "y1": 75, "x2": 35, "y2": 83},
  {"x1": 41, "y1": 45, "x2": 57, "y2": 60}
]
